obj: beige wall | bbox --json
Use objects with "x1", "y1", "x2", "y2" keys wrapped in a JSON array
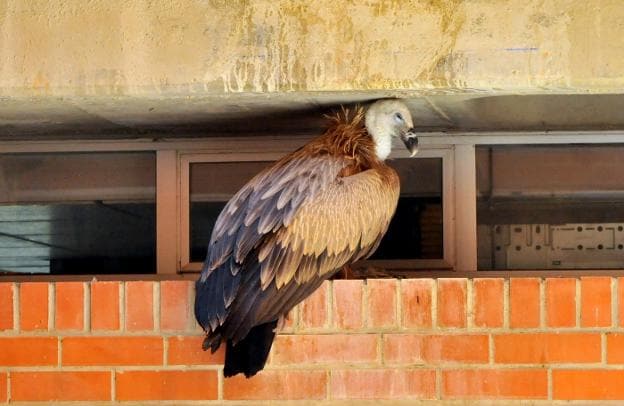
[{"x1": 1, "y1": 0, "x2": 623, "y2": 98}]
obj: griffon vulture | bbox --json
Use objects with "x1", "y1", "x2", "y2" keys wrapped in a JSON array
[{"x1": 195, "y1": 99, "x2": 418, "y2": 377}]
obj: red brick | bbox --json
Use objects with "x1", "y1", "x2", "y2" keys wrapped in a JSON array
[
  {"x1": 606, "y1": 333, "x2": 624, "y2": 363},
  {"x1": 510, "y1": 278, "x2": 540, "y2": 328},
  {"x1": 494, "y1": 333, "x2": 600, "y2": 363},
  {"x1": 300, "y1": 281, "x2": 328, "y2": 329},
  {"x1": 11, "y1": 371, "x2": 111, "y2": 401},
  {"x1": 437, "y1": 279, "x2": 466, "y2": 328},
  {"x1": 19, "y1": 282, "x2": 48, "y2": 331},
  {"x1": 384, "y1": 334, "x2": 488, "y2": 364},
  {"x1": 91, "y1": 281, "x2": 119, "y2": 331},
  {"x1": 443, "y1": 369, "x2": 547, "y2": 399},
  {"x1": 401, "y1": 279, "x2": 432, "y2": 328},
  {"x1": 367, "y1": 279, "x2": 397, "y2": 328},
  {"x1": 331, "y1": 369, "x2": 435, "y2": 399},
  {"x1": 160, "y1": 280, "x2": 191, "y2": 331},
  {"x1": 116, "y1": 370, "x2": 217, "y2": 401},
  {"x1": 0, "y1": 337, "x2": 57, "y2": 366},
  {"x1": 55, "y1": 282, "x2": 84, "y2": 330},
  {"x1": 332, "y1": 280, "x2": 363, "y2": 329},
  {"x1": 167, "y1": 336, "x2": 224, "y2": 365},
  {"x1": 580, "y1": 277, "x2": 611, "y2": 327},
  {"x1": 272, "y1": 334, "x2": 377, "y2": 365},
  {"x1": 125, "y1": 281, "x2": 153, "y2": 331},
  {"x1": 473, "y1": 278, "x2": 503, "y2": 327},
  {"x1": 546, "y1": 278, "x2": 576, "y2": 327},
  {"x1": 618, "y1": 278, "x2": 624, "y2": 327},
  {"x1": 0, "y1": 373, "x2": 6, "y2": 402},
  {"x1": 0, "y1": 283, "x2": 13, "y2": 330},
  {"x1": 553, "y1": 370, "x2": 624, "y2": 400},
  {"x1": 62, "y1": 336, "x2": 163, "y2": 365},
  {"x1": 223, "y1": 370, "x2": 326, "y2": 400}
]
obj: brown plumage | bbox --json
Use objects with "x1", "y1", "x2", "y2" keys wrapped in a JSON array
[{"x1": 194, "y1": 99, "x2": 417, "y2": 378}]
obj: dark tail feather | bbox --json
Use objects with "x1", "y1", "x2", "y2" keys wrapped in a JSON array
[{"x1": 223, "y1": 320, "x2": 278, "y2": 378}]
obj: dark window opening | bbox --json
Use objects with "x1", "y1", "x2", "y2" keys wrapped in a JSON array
[
  {"x1": 370, "y1": 158, "x2": 443, "y2": 260},
  {"x1": 370, "y1": 196, "x2": 442, "y2": 260}
]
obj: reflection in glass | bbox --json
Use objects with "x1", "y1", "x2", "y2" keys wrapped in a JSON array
[
  {"x1": 477, "y1": 145, "x2": 624, "y2": 270},
  {"x1": 0, "y1": 152, "x2": 156, "y2": 274}
]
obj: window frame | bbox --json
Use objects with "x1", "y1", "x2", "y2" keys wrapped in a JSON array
[
  {"x1": 419, "y1": 130, "x2": 624, "y2": 277},
  {"x1": 361, "y1": 147, "x2": 456, "y2": 271},
  {"x1": 178, "y1": 151, "x2": 289, "y2": 273},
  {"x1": 2, "y1": 129, "x2": 624, "y2": 279},
  {"x1": 177, "y1": 146, "x2": 457, "y2": 273},
  {"x1": 0, "y1": 148, "x2": 160, "y2": 276}
]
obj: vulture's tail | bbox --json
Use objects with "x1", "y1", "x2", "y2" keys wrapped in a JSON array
[{"x1": 223, "y1": 320, "x2": 278, "y2": 378}]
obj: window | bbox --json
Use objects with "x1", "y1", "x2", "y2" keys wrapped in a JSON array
[
  {"x1": 477, "y1": 145, "x2": 624, "y2": 270},
  {"x1": 12, "y1": 134, "x2": 624, "y2": 278},
  {"x1": 0, "y1": 152, "x2": 156, "y2": 275},
  {"x1": 369, "y1": 158, "x2": 443, "y2": 260},
  {"x1": 179, "y1": 147, "x2": 455, "y2": 273}
]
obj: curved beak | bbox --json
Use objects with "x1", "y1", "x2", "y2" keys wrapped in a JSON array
[{"x1": 401, "y1": 128, "x2": 418, "y2": 157}]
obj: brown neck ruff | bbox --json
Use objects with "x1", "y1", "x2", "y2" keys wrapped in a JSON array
[{"x1": 307, "y1": 107, "x2": 383, "y2": 176}]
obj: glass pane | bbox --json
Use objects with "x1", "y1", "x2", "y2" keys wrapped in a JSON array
[
  {"x1": 477, "y1": 145, "x2": 624, "y2": 270},
  {"x1": 190, "y1": 158, "x2": 443, "y2": 263},
  {"x1": 0, "y1": 152, "x2": 156, "y2": 274},
  {"x1": 190, "y1": 161, "x2": 272, "y2": 262},
  {"x1": 370, "y1": 158, "x2": 443, "y2": 260}
]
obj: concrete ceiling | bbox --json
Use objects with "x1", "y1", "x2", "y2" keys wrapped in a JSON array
[{"x1": 1, "y1": 92, "x2": 624, "y2": 140}]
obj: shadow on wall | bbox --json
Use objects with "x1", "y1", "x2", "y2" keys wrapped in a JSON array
[{"x1": 3, "y1": 93, "x2": 624, "y2": 140}]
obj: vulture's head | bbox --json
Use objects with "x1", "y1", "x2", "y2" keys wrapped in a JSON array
[{"x1": 365, "y1": 99, "x2": 418, "y2": 160}]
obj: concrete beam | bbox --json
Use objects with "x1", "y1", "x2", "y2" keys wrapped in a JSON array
[{"x1": 1, "y1": 0, "x2": 623, "y2": 98}]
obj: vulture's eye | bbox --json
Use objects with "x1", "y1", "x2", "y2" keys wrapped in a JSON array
[{"x1": 394, "y1": 112, "x2": 404, "y2": 123}]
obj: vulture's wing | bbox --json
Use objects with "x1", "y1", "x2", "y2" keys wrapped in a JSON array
[
  {"x1": 205, "y1": 153, "x2": 349, "y2": 274},
  {"x1": 259, "y1": 166, "x2": 400, "y2": 288},
  {"x1": 195, "y1": 152, "x2": 399, "y2": 344},
  {"x1": 196, "y1": 153, "x2": 347, "y2": 331}
]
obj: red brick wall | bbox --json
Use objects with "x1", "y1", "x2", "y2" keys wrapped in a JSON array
[{"x1": 0, "y1": 277, "x2": 622, "y2": 403}]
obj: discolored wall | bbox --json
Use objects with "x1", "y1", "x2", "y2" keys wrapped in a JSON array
[{"x1": 1, "y1": 0, "x2": 623, "y2": 97}]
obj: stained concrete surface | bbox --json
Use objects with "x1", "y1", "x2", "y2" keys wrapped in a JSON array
[
  {"x1": 0, "y1": 1, "x2": 623, "y2": 139},
  {"x1": 1, "y1": 93, "x2": 624, "y2": 140}
]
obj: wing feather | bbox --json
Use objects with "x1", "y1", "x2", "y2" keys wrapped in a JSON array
[
  {"x1": 223, "y1": 259, "x2": 242, "y2": 307},
  {"x1": 196, "y1": 153, "x2": 347, "y2": 335}
]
